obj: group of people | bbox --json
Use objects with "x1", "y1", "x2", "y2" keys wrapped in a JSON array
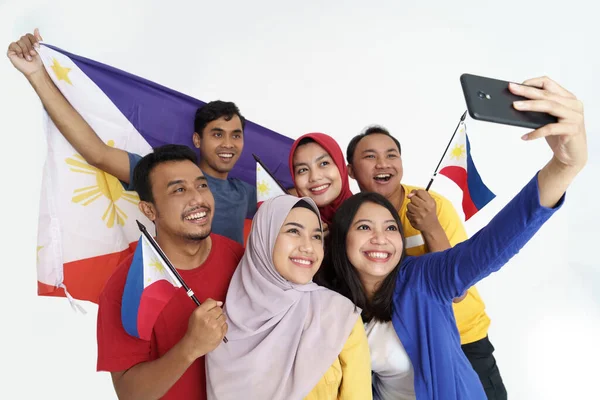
[{"x1": 8, "y1": 30, "x2": 588, "y2": 400}]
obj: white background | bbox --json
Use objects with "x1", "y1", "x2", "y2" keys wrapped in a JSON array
[{"x1": 1, "y1": 1, "x2": 599, "y2": 399}]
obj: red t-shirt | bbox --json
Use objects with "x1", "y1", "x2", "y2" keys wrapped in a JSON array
[{"x1": 96, "y1": 234, "x2": 243, "y2": 400}]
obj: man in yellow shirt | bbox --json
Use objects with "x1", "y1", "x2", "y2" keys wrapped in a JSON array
[{"x1": 346, "y1": 126, "x2": 507, "y2": 400}]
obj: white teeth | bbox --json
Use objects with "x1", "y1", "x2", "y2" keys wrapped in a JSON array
[
  {"x1": 291, "y1": 258, "x2": 312, "y2": 265},
  {"x1": 310, "y1": 184, "x2": 329, "y2": 192},
  {"x1": 375, "y1": 174, "x2": 391, "y2": 178},
  {"x1": 219, "y1": 153, "x2": 233, "y2": 158},
  {"x1": 366, "y1": 252, "x2": 389, "y2": 259},
  {"x1": 185, "y1": 211, "x2": 207, "y2": 221}
]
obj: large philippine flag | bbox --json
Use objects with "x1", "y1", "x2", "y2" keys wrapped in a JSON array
[
  {"x1": 35, "y1": 43, "x2": 293, "y2": 304},
  {"x1": 438, "y1": 123, "x2": 496, "y2": 220}
]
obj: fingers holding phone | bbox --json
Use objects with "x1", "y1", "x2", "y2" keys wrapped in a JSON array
[{"x1": 509, "y1": 77, "x2": 586, "y2": 170}]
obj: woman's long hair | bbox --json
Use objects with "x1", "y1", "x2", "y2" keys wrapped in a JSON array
[{"x1": 326, "y1": 192, "x2": 406, "y2": 322}]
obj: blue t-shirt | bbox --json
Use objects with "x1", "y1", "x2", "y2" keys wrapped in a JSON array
[{"x1": 126, "y1": 152, "x2": 257, "y2": 245}]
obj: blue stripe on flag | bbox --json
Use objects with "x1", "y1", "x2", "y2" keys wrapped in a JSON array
[
  {"x1": 466, "y1": 135, "x2": 496, "y2": 210},
  {"x1": 121, "y1": 237, "x2": 145, "y2": 338}
]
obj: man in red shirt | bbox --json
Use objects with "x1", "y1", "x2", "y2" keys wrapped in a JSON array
[{"x1": 96, "y1": 144, "x2": 244, "y2": 399}]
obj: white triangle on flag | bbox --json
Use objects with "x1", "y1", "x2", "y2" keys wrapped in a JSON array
[
  {"x1": 256, "y1": 162, "x2": 286, "y2": 203},
  {"x1": 141, "y1": 235, "x2": 182, "y2": 289},
  {"x1": 439, "y1": 124, "x2": 468, "y2": 170}
]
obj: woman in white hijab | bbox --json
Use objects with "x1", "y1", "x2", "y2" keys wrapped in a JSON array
[{"x1": 206, "y1": 195, "x2": 372, "y2": 400}]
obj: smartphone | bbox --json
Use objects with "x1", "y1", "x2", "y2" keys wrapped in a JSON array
[{"x1": 460, "y1": 73, "x2": 557, "y2": 129}]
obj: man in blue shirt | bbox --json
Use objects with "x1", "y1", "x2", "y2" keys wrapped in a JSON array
[
  {"x1": 9, "y1": 29, "x2": 256, "y2": 245},
  {"x1": 126, "y1": 102, "x2": 257, "y2": 244}
]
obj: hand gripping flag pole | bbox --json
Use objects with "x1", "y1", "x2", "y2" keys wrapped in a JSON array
[{"x1": 136, "y1": 220, "x2": 228, "y2": 343}]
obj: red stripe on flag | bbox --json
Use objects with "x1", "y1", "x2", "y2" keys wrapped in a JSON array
[
  {"x1": 37, "y1": 241, "x2": 138, "y2": 304},
  {"x1": 137, "y1": 280, "x2": 181, "y2": 340},
  {"x1": 439, "y1": 166, "x2": 478, "y2": 220}
]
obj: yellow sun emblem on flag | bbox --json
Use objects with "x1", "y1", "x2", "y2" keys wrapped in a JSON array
[
  {"x1": 66, "y1": 140, "x2": 139, "y2": 228},
  {"x1": 146, "y1": 258, "x2": 166, "y2": 283},
  {"x1": 450, "y1": 144, "x2": 466, "y2": 161},
  {"x1": 150, "y1": 257, "x2": 165, "y2": 274},
  {"x1": 258, "y1": 180, "x2": 270, "y2": 197}
]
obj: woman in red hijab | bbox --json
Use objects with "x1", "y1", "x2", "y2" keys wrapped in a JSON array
[{"x1": 289, "y1": 133, "x2": 353, "y2": 226}]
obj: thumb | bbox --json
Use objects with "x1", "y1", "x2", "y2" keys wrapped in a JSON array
[
  {"x1": 34, "y1": 28, "x2": 44, "y2": 42},
  {"x1": 198, "y1": 298, "x2": 221, "y2": 311}
]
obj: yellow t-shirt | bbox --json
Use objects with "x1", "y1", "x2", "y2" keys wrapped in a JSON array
[
  {"x1": 398, "y1": 183, "x2": 490, "y2": 345},
  {"x1": 304, "y1": 317, "x2": 373, "y2": 400}
]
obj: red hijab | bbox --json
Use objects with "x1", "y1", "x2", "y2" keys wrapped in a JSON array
[{"x1": 288, "y1": 133, "x2": 353, "y2": 225}]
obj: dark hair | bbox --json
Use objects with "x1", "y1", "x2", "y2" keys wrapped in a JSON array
[
  {"x1": 293, "y1": 199, "x2": 318, "y2": 215},
  {"x1": 346, "y1": 125, "x2": 402, "y2": 164},
  {"x1": 194, "y1": 100, "x2": 246, "y2": 137},
  {"x1": 327, "y1": 192, "x2": 406, "y2": 322},
  {"x1": 296, "y1": 137, "x2": 316, "y2": 147},
  {"x1": 133, "y1": 144, "x2": 198, "y2": 203}
]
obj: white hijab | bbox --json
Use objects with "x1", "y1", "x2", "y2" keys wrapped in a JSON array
[{"x1": 206, "y1": 195, "x2": 360, "y2": 399}]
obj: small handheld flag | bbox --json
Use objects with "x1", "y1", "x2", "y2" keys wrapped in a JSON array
[
  {"x1": 253, "y1": 154, "x2": 288, "y2": 203},
  {"x1": 122, "y1": 221, "x2": 227, "y2": 342},
  {"x1": 427, "y1": 112, "x2": 496, "y2": 220}
]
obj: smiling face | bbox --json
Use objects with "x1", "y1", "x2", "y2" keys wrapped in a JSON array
[
  {"x1": 345, "y1": 201, "x2": 403, "y2": 285},
  {"x1": 348, "y1": 134, "x2": 403, "y2": 200},
  {"x1": 193, "y1": 115, "x2": 244, "y2": 179},
  {"x1": 292, "y1": 142, "x2": 343, "y2": 208},
  {"x1": 141, "y1": 160, "x2": 215, "y2": 241},
  {"x1": 272, "y1": 206, "x2": 324, "y2": 284}
]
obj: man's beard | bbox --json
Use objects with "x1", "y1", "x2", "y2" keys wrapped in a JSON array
[{"x1": 183, "y1": 229, "x2": 211, "y2": 241}]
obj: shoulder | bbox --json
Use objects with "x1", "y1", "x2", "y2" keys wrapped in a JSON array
[
  {"x1": 227, "y1": 177, "x2": 256, "y2": 194},
  {"x1": 396, "y1": 256, "x2": 420, "y2": 284},
  {"x1": 344, "y1": 314, "x2": 368, "y2": 347},
  {"x1": 428, "y1": 189, "x2": 453, "y2": 206},
  {"x1": 317, "y1": 286, "x2": 359, "y2": 314},
  {"x1": 211, "y1": 234, "x2": 245, "y2": 262},
  {"x1": 232, "y1": 178, "x2": 256, "y2": 192},
  {"x1": 431, "y1": 191, "x2": 456, "y2": 216},
  {"x1": 226, "y1": 176, "x2": 245, "y2": 186},
  {"x1": 317, "y1": 287, "x2": 363, "y2": 334},
  {"x1": 429, "y1": 191, "x2": 462, "y2": 226}
]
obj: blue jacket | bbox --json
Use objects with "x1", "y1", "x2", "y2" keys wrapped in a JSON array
[{"x1": 392, "y1": 173, "x2": 563, "y2": 399}]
